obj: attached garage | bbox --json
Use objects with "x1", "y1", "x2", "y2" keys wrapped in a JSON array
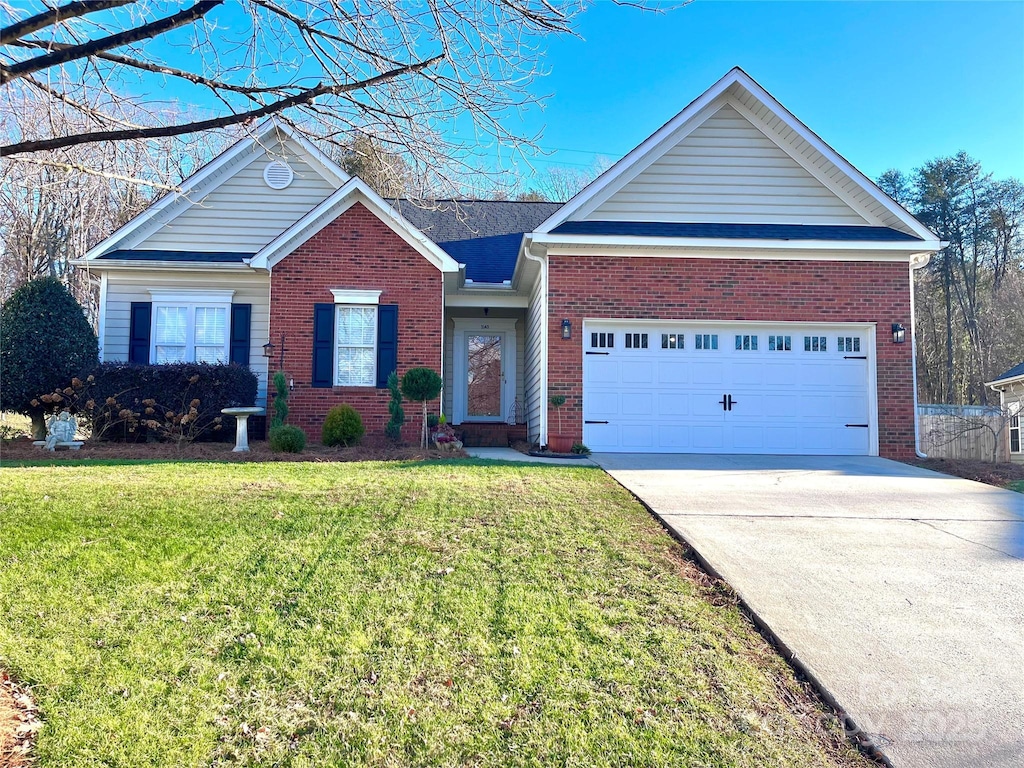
[{"x1": 582, "y1": 321, "x2": 876, "y2": 455}]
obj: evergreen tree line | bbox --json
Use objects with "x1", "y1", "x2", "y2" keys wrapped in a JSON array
[{"x1": 878, "y1": 153, "x2": 1023, "y2": 406}]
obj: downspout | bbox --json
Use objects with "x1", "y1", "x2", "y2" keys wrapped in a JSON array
[
  {"x1": 910, "y1": 253, "x2": 931, "y2": 458},
  {"x1": 524, "y1": 239, "x2": 548, "y2": 447}
]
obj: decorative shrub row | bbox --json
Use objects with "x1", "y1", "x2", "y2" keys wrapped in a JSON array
[{"x1": 36, "y1": 362, "x2": 257, "y2": 443}]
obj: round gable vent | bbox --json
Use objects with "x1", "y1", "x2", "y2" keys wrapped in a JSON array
[{"x1": 263, "y1": 160, "x2": 294, "y2": 189}]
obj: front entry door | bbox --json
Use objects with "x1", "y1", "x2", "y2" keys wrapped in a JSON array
[{"x1": 453, "y1": 318, "x2": 517, "y2": 424}]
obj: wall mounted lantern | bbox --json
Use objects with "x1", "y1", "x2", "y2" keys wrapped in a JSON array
[
  {"x1": 891, "y1": 323, "x2": 906, "y2": 344},
  {"x1": 263, "y1": 334, "x2": 287, "y2": 369},
  {"x1": 561, "y1": 319, "x2": 572, "y2": 340}
]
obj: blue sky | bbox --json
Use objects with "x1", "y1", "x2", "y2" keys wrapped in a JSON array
[{"x1": 511, "y1": 0, "x2": 1024, "y2": 182}]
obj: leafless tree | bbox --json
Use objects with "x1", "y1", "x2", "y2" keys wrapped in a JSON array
[{"x1": 0, "y1": 0, "x2": 652, "y2": 193}]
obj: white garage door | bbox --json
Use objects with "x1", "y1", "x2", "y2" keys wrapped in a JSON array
[{"x1": 583, "y1": 322, "x2": 874, "y2": 455}]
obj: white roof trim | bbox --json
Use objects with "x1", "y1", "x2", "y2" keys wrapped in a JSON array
[
  {"x1": 534, "y1": 67, "x2": 938, "y2": 244},
  {"x1": 250, "y1": 177, "x2": 461, "y2": 273},
  {"x1": 82, "y1": 119, "x2": 349, "y2": 261},
  {"x1": 531, "y1": 232, "x2": 942, "y2": 254},
  {"x1": 986, "y1": 371, "x2": 1024, "y2": 389}
]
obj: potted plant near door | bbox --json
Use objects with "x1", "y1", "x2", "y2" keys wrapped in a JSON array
[{"x1": 547, "y1": 394, "x2": 574, "y2": 454}]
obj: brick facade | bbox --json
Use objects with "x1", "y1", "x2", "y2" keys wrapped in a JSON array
[
  {"x1": 269, "y1": 202, "x2": 442, "y2": 441},
  {"x1": 546, "y1": 255, "x2": 917, "y2": 460}
]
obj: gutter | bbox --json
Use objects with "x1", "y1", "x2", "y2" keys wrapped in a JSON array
[{"x1": 910, "y1": 254, "x2": 930, "y2": 458}]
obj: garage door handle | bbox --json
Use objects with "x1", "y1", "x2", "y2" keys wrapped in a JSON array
[
  {"x1": 586, "y1": 351, "x2": 609, "y2": 355},
  {"x1": 845, "y1": 424, "x2": 869, "y2": 428},
  {"x1": 585, "y1": 420, "x2": 609, "y2": 424},
  {"x1": 844, "y1": 355, "x2": 867, "y2": 360}
]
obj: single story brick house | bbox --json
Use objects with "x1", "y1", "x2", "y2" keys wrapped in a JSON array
[
  {"x1": 987, "y1": 361, "x2": 1024, "y2": 463},
  {"x1": 79, "y1": 68, "x2": 943, "y2": 458}
]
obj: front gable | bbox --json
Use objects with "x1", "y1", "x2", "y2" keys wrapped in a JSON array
[
  {"x1": 589, "y1": 103, "x2": 871, "y2": 226},
  {"x1": 536, "y1": 68, "x2": 940, "y2": 247}
]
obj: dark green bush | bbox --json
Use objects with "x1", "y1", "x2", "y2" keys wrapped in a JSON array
[
  {"x1": 269, "y1": 424, "x2": 306, "y2": 453},
  {"x1": 43, "y1": 362, "x2": 257, "y2": 442},
  {"x1": 0, "y1": 278, "x2": 98, "y2": 437},
  {"x1": 385, "y1": 370, "x2": 404, "y2": 442},
  {"x1": 322, "y1": 404, "x2": 365, "y2": 447}
]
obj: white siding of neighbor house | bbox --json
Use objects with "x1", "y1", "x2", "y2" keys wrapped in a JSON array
[
  {"x1": 442, "y1": 309, "x2": 527, "y2": 422},
  {"x1": 588, "y1": 104, "x2": 871, "y2": 226},
  {"x1": 524, "y1": 271, "x2": 546, "y2": 444},
  {"x1": 139, "y1": 139, "x2": 337, "y2": 253},
  {"x1": 103, "y1": 270, "x2": 271, "y2": 405}
]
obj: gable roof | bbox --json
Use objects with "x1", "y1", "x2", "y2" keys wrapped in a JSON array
[
  {"x1": 249, "y1": 177, "x2": 461, "y2": 273},
  {"x1": 534, "y1": 67, "x2": 941, "y2": 249},
  {"x1": 82, "y1": 120, "x2": 349, "y2": 261},
  {"x1": 988, "y1": 360, "x2": 1024, "y2": 387},
  {"x1": 391, "y1": 200, "x2": 562, "y2": 283}
]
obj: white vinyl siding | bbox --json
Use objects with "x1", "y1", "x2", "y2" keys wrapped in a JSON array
[
  {"x1": 723, "y1": 82, "x2": 915, "y2": 236},
  {"x1": 139, "y1": 139, "x2": 337, "y2": 252},
  {"x1": 588, "y1": 104, "x2": 870, "y2": 226},
  {"x1": 443, "y1": 308, "x2": 526, "y2": 420},
  {"x1": 524, "y1": 270, "x2": 546, "y2": 444},
  {"x1": 102, "y1": 270, "x2": 271, "y2": 406}
]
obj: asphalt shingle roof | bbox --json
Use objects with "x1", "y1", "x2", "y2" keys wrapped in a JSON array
[
  {"x1": 99, "y1": 249, "x2": 251, "y2": 262},
  {"x1": 390, "y1": 199, "x2": 561, "y2": 283},
  {"x1": 993, "y1": 360, "x2": 1024, "y2": 382},
  {"x1": 549, "y1": 221, "x2": 922, "y2": 241}
]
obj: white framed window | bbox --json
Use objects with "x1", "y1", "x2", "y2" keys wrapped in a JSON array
[
  {"x1": 1010, "y1": 403, "x2": 1020, "y2": 454},
  {"x1": 149, "y1": 290, "x2": 233, "y2": 364},
  {"x1": 330, "y1": 290, "x2": 382, "y2": 387}
]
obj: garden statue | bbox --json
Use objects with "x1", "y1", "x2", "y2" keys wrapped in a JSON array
[{"x1": 38, "y1": 410, "x2": 82, "y2": 451}]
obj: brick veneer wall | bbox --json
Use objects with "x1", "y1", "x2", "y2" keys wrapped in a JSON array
[
  {"x1": 546, "y1": 255, "x2": 917, "y2": 460},
  {"x1": 270, "y1": 202, "x2": 442, "y2": 441}
]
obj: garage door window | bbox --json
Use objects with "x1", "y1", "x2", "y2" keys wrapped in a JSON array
[
  {"x1": 804, "y1": 336, "x2": 827, "y2": 352},
  {"x1": 768, "y1": 335, "x2": 792, "y2": 351},
  {"x1": 625, "y1": 333, "x2": 648, "y2": 349},
  {"x1": 695, "y1": 334, "x2": 718, "y2": 350},
  {"x1": 591, "y1": 332, "x2": 614, "y2": 349},
  {"x1": 838, "y1": 337, "x2": 861, "y2": 353},
  {"x1": 661, "y1": 333, "x2": 684, "y2": 349},
  {"x1": 735, "y1": 334, "x2": 758, "y2": 351}
]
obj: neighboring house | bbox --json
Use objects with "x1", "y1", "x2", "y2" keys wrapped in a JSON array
[
  {"x1": 78, "y1": 68, "x2": 943, "y2": 458},
  {"x1": 987, "y1": 361, "x2": 1024, "y2": 464}
]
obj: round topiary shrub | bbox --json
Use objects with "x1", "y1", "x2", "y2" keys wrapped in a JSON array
[
  {"x1": 0, "y1": 277, "x2": 99, "y2": 437},
  {"x1": 321, "y1": 404, "x2": 365, "y2": 447},
  {"x1": 269, "y1": 424, "x2": 306, "y2": 453}
]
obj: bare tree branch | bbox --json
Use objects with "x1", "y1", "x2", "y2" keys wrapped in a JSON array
[
  {"x1": 1, "y1": 0, "x2": 223, "y2": 83},
  {"x1": 0, "y1": 0, "x2": 133, "y2": 46},
  {"x1": 15, "y1": 155, "x2": 178, "y2": 191}
]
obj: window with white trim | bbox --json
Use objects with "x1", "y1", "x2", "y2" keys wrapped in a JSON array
[
  {"x1": 335, "y1": 305, "x2": 377, "y2": 386},
  {"x1": 150, "y1": 293, "x2": 231, "y2": 364},
  {"x1": 1010, "y1": 403, "x2": 1021, "y2": 454}
]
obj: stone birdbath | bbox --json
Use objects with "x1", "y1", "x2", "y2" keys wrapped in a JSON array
[{"x1": 221, "y1": 407, "x2": 265, "y2": 452}]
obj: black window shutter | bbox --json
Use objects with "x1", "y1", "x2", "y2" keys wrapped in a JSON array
[
  {"x1": 376, "y1": 304, "x2": 399, "y2": 388},
  {"x1": 129, "y1": 302, "x2": 151, "y2": 364},
  {"x1": 229, "y1": 304, "x2": 251, "y2": 366},
  {"x1": 312, "y1": 303, "x2": 335, "y2": 388}
]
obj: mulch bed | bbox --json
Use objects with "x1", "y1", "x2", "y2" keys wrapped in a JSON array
[
  {"x1": 915, "y1": 457, "x2": 1024, "y2": 488},
  {"x1": 1, "y1": 671, "x2": 38, "y2": 768},
  {"x1": 0, "y1": 436, "x2": 466, "y2": 464}
]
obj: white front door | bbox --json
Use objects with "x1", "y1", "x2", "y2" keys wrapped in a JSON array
[
  {"x1": 582, "y1": 321, "x2": 876, "y2": 455},
  {"x1": 453, "y1": 318, "x2": 517, "y2": 424}
]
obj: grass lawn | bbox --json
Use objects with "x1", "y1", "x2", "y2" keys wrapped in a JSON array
[{"x1": 0, "y1": 459, "x2": 868, "y2": 767}]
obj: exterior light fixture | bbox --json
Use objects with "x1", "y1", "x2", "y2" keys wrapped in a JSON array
[
  {"x1": 264, "y1": 335, "x2": 287, "y2": 368},
  {"x1": 561, "y1": 319, "x2": 572, "y2": 340},
  {"x1": 892, "y1": 323, "x2": 906, "y2": 344}
]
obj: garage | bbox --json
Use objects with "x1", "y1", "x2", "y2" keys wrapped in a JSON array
[{"x1": 582, "y1": 321, "x2": 875, "y2": 455}]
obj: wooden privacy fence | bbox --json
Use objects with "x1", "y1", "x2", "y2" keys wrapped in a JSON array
[{"x1": 918, "y1": 404, "x2": 1009, "y2": 462}]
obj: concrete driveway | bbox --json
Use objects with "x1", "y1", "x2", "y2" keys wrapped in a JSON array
[{"x1": 593, "y1": 454, "x2": 1024, "y2": 768}]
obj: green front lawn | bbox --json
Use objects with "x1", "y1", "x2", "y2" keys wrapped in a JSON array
[{"x1": 0, "y1": 460, "x2": 866, "y2": 767}]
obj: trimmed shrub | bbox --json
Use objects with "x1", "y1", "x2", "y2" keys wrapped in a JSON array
[
  {"x1": 322, "y1": 404, "x2": 365, "y2": 447},
  {"x1": 271, "y1": 370, "x2": 289, "y2": 428},
  {"x1": 269, "y1": 424, "x2": 306, "y2": 453},
  {"x1": 401, "y1": 367, "x2": 443, "y2": 448},
  {"x1": 0, "y1": 278, "x2": 99, "y2": 437},
  {"x1": 46, "y1": 361, "x2": 258, "y2": 442},
  {"x1": 385, "y1": 370, "x2": 404, "y2": 443}
]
